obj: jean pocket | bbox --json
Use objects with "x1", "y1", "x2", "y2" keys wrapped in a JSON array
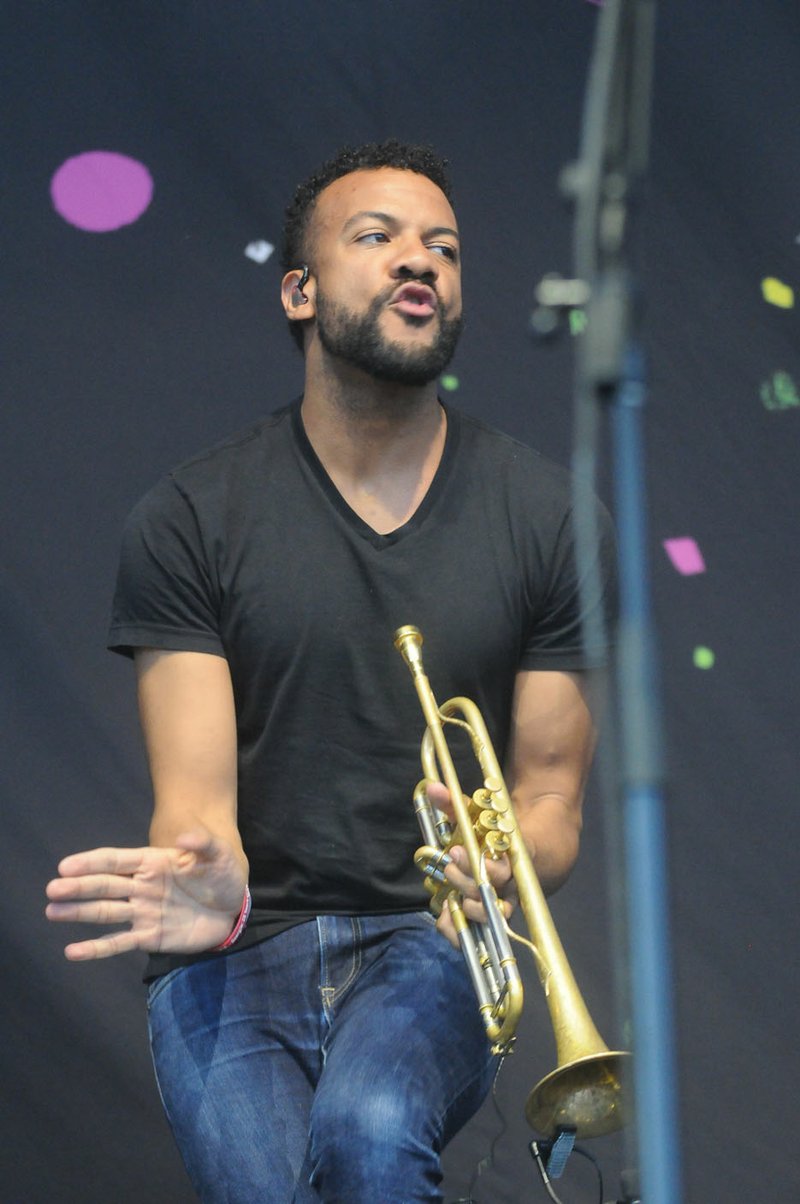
[{"x1": 146, "y1": 964, "x2": 189, "y2": 1010}]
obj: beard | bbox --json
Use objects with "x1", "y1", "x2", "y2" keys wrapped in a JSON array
[{"x1": 314, "y1": 283, "x2": 463, "y2": 387}]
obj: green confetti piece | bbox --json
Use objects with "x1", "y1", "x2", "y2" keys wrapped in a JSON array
[
  {"x1": 693, "y1": 646, "x2": 715, "y2": 670},
  {"x1": 760, "y1": 370, "x2": 800, "y2": 411},
  {"x1": 569, "y1": 309, "x2": 588, "y2": 336},
  {"x1": 440, "y1": 374, "x2": 459, "y2": 392}
]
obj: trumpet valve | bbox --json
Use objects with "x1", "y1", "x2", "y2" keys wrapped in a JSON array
[{"x1": 484, "y1": 829, "x2": 512, "y2": 857}]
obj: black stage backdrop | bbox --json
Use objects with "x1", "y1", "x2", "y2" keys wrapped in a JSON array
[{"x1": 3, "y1": 3, "x2": 799, "y2": 1201}]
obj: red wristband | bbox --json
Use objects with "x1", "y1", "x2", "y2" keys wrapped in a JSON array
[{"x1": 213, "y1": 885, "x2": 252, "y2": 951}]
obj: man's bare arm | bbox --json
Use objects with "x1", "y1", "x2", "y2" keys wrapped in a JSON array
[
  {"x1": 504, "y1": 667, "x2": 597, "y2": 894},
  {"x1": 137, "y1": 649, "x2": 244, "y2": 867},
  {"x1": 433, "y1": 667, "x2": 599, "y2": 942}
]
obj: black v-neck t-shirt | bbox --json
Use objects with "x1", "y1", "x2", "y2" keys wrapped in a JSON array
[{"x1": 108, "y1": 399, "x2": 616, "y2": 975}]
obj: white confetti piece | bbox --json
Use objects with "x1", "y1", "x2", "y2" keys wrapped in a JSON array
[{"x1": 244, "y1": 240, "x2": 274, "y2": 264}]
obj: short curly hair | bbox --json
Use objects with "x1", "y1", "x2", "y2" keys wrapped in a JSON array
[{"x1": 281, "y1": 139, "x2": 453, "y2": 350}]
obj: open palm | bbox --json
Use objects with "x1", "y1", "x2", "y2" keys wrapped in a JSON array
[{"x1": 45, "y1": 829, "x2": 247, "y2": 960}]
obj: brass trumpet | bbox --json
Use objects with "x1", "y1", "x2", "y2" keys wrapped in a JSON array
[{"x1": 393, "y1": 625, "x2": 629, "y2": 1138}]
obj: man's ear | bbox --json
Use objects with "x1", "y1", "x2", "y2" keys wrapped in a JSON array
[{"x1": 280, "y1": 267, "x2": 316, "y2": 322}]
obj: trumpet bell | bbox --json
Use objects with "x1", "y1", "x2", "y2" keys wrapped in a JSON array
[{"x1": 525, "y1": 1049, "x2": 631, "y2": 1138}]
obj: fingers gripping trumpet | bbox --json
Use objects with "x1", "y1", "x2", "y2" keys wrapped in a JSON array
[
  {"x1": 393, "y1": 625, "x2": 630, "y2": 1138},
  {"x1": 411, "y1": 757, "x2": 525, "y2": 1056}
]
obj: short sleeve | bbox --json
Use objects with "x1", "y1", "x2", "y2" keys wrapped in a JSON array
[
  {"x1": 520, "y1": 498, "x2": 618, "y2": 671},
  {"x1": 107, "y1": 476, "x2": 225, "y2": 658}
]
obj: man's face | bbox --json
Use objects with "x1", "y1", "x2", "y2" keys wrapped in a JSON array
[{"x1": 304, "y1": 168, "x2": 463, "y2": 386}]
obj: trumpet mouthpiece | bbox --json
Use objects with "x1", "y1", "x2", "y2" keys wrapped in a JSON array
[
  {"x1": 394, "y1": 625, "x2": 424, "y2": 671},
  {"x1": 394, "y1": 624, "x2": 422, "y2": 647}
]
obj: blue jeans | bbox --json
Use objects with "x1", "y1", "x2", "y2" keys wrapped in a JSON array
[{"x1": 147, "y1": 912, "x2": 496, "y2": 1203}]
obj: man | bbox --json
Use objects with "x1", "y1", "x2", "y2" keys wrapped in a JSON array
[{"x1": 46, "y1": 141, "x2": 615, "y2": 1203}]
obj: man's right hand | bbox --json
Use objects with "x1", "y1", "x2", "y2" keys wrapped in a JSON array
[{"x1": 45, "y1": 825, "x2": 247, "y2": 961}]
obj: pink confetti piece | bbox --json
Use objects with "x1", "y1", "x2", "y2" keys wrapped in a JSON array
[
  {"x1": 51, "y1": 151, "x2": 153, "y2": 232},
  {"x1": 662, "y1": 537, "x2": 706, "y2": 576}
]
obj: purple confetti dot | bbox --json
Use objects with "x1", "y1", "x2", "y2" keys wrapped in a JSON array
[
  {"x1": 663, "y1": 537, "x2": 706, "y2": 576},
  {"x1": 50, "y1": 150, "x2": 153, "y2": 232}
]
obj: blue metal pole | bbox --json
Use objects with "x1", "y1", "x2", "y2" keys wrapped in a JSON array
[{"x1": 612, "y1": 348, "x2": 683, "y2": 1204}]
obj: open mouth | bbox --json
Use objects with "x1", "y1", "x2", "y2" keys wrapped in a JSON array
[{"x1": 389, "y1": 283, "x2": 438, "y2": 318}]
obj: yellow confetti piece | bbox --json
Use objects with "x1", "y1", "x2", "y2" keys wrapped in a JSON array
[{"x1": 761, "y1": 277, "x2": 794, "y2": 309}]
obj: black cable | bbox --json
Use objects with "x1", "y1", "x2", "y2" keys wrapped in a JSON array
[
  {"x1": 450, "y1": 1053, "x2": 509, "y2": 1203},
  {"x1": 451, "y1": 1065, "x2": 610, "y2": 1204},
  {"x1": 530, "y1": 1138, "x2": 604, "y2": 1204}
]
